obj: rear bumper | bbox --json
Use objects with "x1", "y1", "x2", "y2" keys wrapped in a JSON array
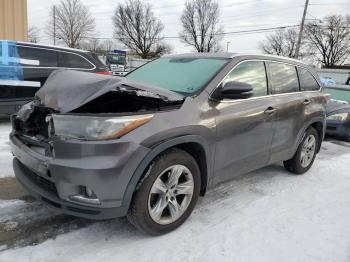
[{"x1": 10, "y1": 133, "x2": 150, "y2": 220}]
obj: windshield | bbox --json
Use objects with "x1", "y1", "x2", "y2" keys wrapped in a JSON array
[
  {"x1": 126, "y1": 57, "x2": 230, "y2": 95},
  {"x1": 107, "y1": 54, "x2": 126, "y2": 65}
]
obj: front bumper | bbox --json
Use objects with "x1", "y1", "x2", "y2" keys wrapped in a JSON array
[
  {"x1": 10, "y1": 133, "x2": 150, "y2": 220},
  {"x1": 326, "y1": 120, "x2": 350, "y2": 141}
]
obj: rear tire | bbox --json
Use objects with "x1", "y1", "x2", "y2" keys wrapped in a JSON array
[
  {"x1": 284, "y1": 127, "x2": 319, "y2": 174},
  {"x1": 127, "y1": 148, "x2": 201, "y2": 235}
]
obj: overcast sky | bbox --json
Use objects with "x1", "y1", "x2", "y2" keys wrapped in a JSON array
[{"x1": 28, "y1": 0, "x2": 349, "y2": 53}]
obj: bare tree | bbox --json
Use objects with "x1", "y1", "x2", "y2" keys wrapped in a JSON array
[
  {"x1": 28, "y1": 26, "x2": 40, "y2": 43},
  {"x1": 259, "y1": 28, "x2": 301, "y2": 58},
  {"x1": 102, "y1": 39, "x2": 115, "y2": 53},
  {"x1": 180, "y1": 0, "x2": 223, "y2": 53},
  {"x1": 80, "y1": 38, "x2": 102, "y2": 52},
  {"x1": 304, "y1": 14, "x2": 350, "y2": 67},
  {"x1": 46, "y1": 0, "x2": 95, "y2": 48},
  {"x1": 112, "y1": 0, "x2": 165, "y2": 59},
  {"x1": 148, "y1": 43, "x2": 173, "y2": 57}
]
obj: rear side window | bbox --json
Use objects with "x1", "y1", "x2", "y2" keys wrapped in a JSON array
[
  {"x1": 297, "y1": 68, "x2": 320, "y2": 91},
  {"x1": 267, "y1": 62, "x2": 299, "y2": 94},
  {"x1": 18, "y1": 46, "x2": 58, "y2": 67},
  {"x1": 222, "y1": 61, "x2": 267, "y2": 97},
  {"x1": 58, "y1": 52, "x2": 93, "y2": 69}
]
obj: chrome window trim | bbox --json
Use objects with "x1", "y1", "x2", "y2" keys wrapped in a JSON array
[
  {"x1": 210, "y1": 58, "x2": 322, "y2": 103},
  {"x1": 16, "y1": 45, "x2": 96, "y2": 71}
]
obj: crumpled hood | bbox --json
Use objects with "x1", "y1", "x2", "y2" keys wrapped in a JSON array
[{"x1": 35, "y1": 70, "x2": 184, "y2": 113}]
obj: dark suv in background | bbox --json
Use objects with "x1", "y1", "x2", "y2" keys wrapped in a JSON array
[
  {"x1": 10, "y1": 53, "x2": 326, "y2": 235},
  {"x1": 0, "y1": 40, "x2": 108, "y2": 115}
]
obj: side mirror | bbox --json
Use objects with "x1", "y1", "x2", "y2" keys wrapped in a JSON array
[{"x1": 215, "y1": 81, "x2": 254, "y2": 100}]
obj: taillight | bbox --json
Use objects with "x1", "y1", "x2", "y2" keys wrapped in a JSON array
[{"x1": 96, "y1": 71, "x2": 112, "y2": 75}]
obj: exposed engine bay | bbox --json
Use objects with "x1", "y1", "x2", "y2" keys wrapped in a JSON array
[{"x1": 12, "y1": 70, "x2": 185, "y2": 142}]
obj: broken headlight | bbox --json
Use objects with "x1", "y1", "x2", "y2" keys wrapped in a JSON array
[{"x1": 52, "y1": 114, "x2": 153, "y2": 140}]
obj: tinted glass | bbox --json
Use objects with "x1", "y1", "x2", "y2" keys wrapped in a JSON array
[
  {"x1": 268, "y1": 62, "x2": 299, "y2": 94},
  {"x1": 298, "y1": 67, "x2": 320, "y2": 91},
  {"x1": 58, "y1": 52, "x2": 93, "y2": 69},
  {"x1": 222, "y1": 61, "x2": 267, "y2": 97},
  {"x1": 126, "y1": 57, "x2": 229, "y2": 95},
  {"x1": 18, "y1": 46, "x2": 58, "y2": 67}
]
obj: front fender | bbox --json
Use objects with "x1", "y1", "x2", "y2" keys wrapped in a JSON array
[{"x1": 121, "y1": 135, "x2": 211, "y2": 207}]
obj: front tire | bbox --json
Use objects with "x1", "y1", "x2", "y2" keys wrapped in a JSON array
[
  {"x1": 284, "y1": 127, "x2": 319, "y2": 174},
  {"x1": 127, "y1": 148, "x2": 201, "y2": 235}
]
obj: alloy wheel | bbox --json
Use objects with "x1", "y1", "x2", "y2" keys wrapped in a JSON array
[
  {"x1": 148, "y1": 165, "x2": 194, "y2": 225},
  {"x1": 300, "y1": 134, "x2": 316, "y2": 168}
]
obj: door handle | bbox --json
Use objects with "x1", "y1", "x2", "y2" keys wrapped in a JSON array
[
  {"x1": 264, "y1": 107, "x2": 277, "y2": 115},
  {"x1": 303, "y1": 99, "x2": 311, "y2": 105}
]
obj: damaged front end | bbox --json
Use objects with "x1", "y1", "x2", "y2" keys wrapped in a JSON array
[
  {"x1": 10, "y1": 70, "x2": 185, "y2": 218},
  {"x1": 12, "y1": 70, "x2": 185, "y2": 144}
]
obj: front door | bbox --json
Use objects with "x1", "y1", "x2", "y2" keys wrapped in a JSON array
[{"x1": 212, "y1": 60, "x2": 275, "y2": 184}]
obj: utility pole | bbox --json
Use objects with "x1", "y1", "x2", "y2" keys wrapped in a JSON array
[
  {"x1": 53, "y1": 5, "x2": 56, "y2": 45},
  {"x1": 294, "y1": 0, "x2": 309, "y2": 59}
]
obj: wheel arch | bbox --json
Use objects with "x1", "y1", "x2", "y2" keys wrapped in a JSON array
[
  {"x1": 296, "y1": 118, "x2": 325, "y2": 154},
  {"x1": 122, "y1": 135, "x2": 211, "y2": 208},
  {"x1": 309, "y1": 121, "x2": 324, "y2": 153}
]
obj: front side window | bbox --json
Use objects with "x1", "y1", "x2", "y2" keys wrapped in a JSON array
[
  {"x1": 221, "y1": 61, "x2": 267, "y2": 98},
  {"x1": 126, "y1": 57, "x2": 230, "y2": 95},
  {"x1": 297, "y1": 67, "x2": 320, "y2": 91},
  {"x1": 267, "y1": 62, "x2": 299, "y2": 94},
  {"x1": 18, "y1": 46, "x2": 58, "y2": 67}
]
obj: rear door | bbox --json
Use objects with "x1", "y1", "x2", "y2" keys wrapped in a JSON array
[
  {"x1": 213, "y1": 60, "x2": 275, "y2": 183},
  {"x1": 265, "y1": 61, "x2": 307, "y2": 163}
]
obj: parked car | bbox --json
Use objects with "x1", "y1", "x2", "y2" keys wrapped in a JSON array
[
  {"x1": 10, "y1": 53, "x2": 327, "y2": 235},
  {"x1": 326, "y1": 100, "x2": 350, "y2": 141},
  {"x1": 105, "y1": 50, "x2": 128, "y2": 76},
  {"x1": 0, "y1": 40, "x2": 109, "y2": 115}
]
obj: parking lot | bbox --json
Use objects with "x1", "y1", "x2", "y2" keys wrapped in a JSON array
[{"x1": 0, "y1": 121, "x2": 349, "y2": 262}]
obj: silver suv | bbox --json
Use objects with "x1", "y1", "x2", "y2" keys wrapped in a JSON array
[{"x1": 10, "y1": 53, "x2": 326, "y2": 235}]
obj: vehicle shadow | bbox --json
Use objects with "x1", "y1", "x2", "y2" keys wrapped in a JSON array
[{"x1": 0, "y1": 163, "x2": 292, "y2": 251}]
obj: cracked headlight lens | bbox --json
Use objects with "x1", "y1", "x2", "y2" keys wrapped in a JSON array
[{"x1": 52, "y1": 114, "x2": 153, "y2": 140}]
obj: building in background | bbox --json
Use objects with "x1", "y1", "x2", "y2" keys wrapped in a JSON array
[{"x1": 0, "y1": 0, "x2": 28, "y2": 41}]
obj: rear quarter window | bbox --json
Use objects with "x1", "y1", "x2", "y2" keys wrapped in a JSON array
[
  {"x1": 267, "y1": 62, "x2": 299, "y2": 94},
  {"x1": 58, "y1": 52, "x2": 93, "y2": 69},
  {"x1": 297, "y1": 67, "x2": 320, "y2": 91}
]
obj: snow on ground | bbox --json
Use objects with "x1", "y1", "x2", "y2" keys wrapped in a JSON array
[
  {"x1": 0, "y1": 121, "x2": 350, "y2": 262},
  {"x1": 0, "y1": 122, "x2": 14, "y2": 178}
]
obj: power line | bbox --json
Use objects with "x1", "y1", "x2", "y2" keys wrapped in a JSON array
[{"x1": 84, "y1": 25, "x2": 299, "y2": 41}]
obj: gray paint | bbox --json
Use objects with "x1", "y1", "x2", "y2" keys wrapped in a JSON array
[{"x1": 10, "y1": 54, "x2": 327, "y2": 220}]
